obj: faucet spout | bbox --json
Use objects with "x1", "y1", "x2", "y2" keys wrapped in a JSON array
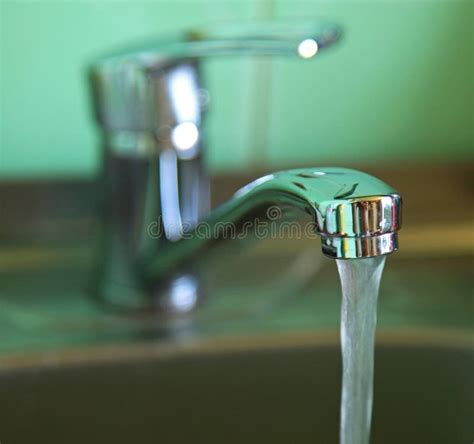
[{"x1": 142, "y1": 167, "x2": 402, "y2": 285}]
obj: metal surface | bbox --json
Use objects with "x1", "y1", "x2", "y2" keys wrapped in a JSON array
[
  {"x1": 89, "y1": 21, "x2": 341, "y2": 243},
  {"x1": 143, "y1": 167, "x2": 402, "y2": 280},
  {"x1": 89, "y1": 22, "x2": 344, "y2": 309},
  {"x1": 95, "y1": 165, "x2": 401, "y2": 309},
  {"x1": 0, "y1": 244, "x2": 471, "y2": 443},
  {"x1": 0, "y1": 339, "x2": 472, "y2": 444},
  {"x1": 0, "y1": 243, "x2": 471, "y2": 355},
  {"x1": 0, "y1": 241, "x2": 471, "y2": 444},
  {"x1": 89, "y1": 23, "x2": 403, "y2": 310},
  {"x1": 90, "y1": 21, "x2": 340, "y2": 134}
]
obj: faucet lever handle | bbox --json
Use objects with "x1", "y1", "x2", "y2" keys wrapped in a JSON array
[
  {"x1": 89, "y1": 21, "x2": 341, "y2": 136},
  {"x1": 171, "y1": 20, "x2": 341, "y2": 60}
]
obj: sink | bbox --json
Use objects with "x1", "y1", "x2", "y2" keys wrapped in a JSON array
[
  {"x1": 0, "y1": 334, "x2": 472, "y2": 444},
  {"x1": 0, "y1": 228, "x2": 472, "y2": 443}
]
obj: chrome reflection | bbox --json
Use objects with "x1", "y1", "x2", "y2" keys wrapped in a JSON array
[
  {"x1": 167, "y1": 64, "x2": 201, "y2": 124},
  {"x1": 159, "y1": 149, "x2": 183, "y2": 242},
  {"x1": 297, "y1": 38, "x2": 318, "y2": 58},
  {"x1": 171, "y1": 122, "x2": 199, "y2": 157},
  {"x1": 144, "y1": 167, "x2": 403, "y2": 282},
  {"x1": 167, "y1": 275, "x2": 199, "y2": 313},
  {"x1": 322, "y1": 233, "x2": 398, "y2": 259}
]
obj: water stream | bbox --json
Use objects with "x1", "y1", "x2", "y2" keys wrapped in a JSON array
[{"x1": 336, "y1": 256, "x2": 386, "y2": 444}]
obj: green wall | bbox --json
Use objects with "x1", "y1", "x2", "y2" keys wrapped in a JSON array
[{"x1": 1, "y1": 1, "x2": 472, "y2": 178}]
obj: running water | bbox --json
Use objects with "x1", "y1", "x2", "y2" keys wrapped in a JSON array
[{"x1": 336, "y1": 256, "x2": 386, "y2": 444}]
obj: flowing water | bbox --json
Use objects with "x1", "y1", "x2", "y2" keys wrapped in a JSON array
[{"x1": 336, "y1": 256, "x2": 386, "y2": 444}]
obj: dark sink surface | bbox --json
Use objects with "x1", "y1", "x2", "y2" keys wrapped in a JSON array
[
  {"x1": 0, "y1": 235, "x2": 472, "y2": 443},
  {"x1": 0, "y1": 340, "x2": 472, "y2": 444}
]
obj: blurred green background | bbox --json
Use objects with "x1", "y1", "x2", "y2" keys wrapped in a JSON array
[{"x1": 1, "y1": 0, "x2": 472, "y2": 179}]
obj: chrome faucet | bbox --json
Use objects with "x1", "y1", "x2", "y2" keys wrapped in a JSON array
[{"x1": 89, "y1": 23, "x2": 402, "y2": 312}]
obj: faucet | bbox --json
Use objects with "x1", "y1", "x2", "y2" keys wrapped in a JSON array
[{"x1": 88, "y1": 22, "x2": 402, "y2": 312}]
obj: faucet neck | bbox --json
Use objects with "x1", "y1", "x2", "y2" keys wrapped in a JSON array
[{"x1": 142, "y1": 167, "x2": 402, "y2": 282}]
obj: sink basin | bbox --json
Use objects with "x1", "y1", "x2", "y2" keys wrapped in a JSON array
[
  {"x1": 0, "y1": 229, "x2": 472, "y2": 443},
  {"x1": 0, "y1": 334, "x2": 472, "y2": 444}
]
